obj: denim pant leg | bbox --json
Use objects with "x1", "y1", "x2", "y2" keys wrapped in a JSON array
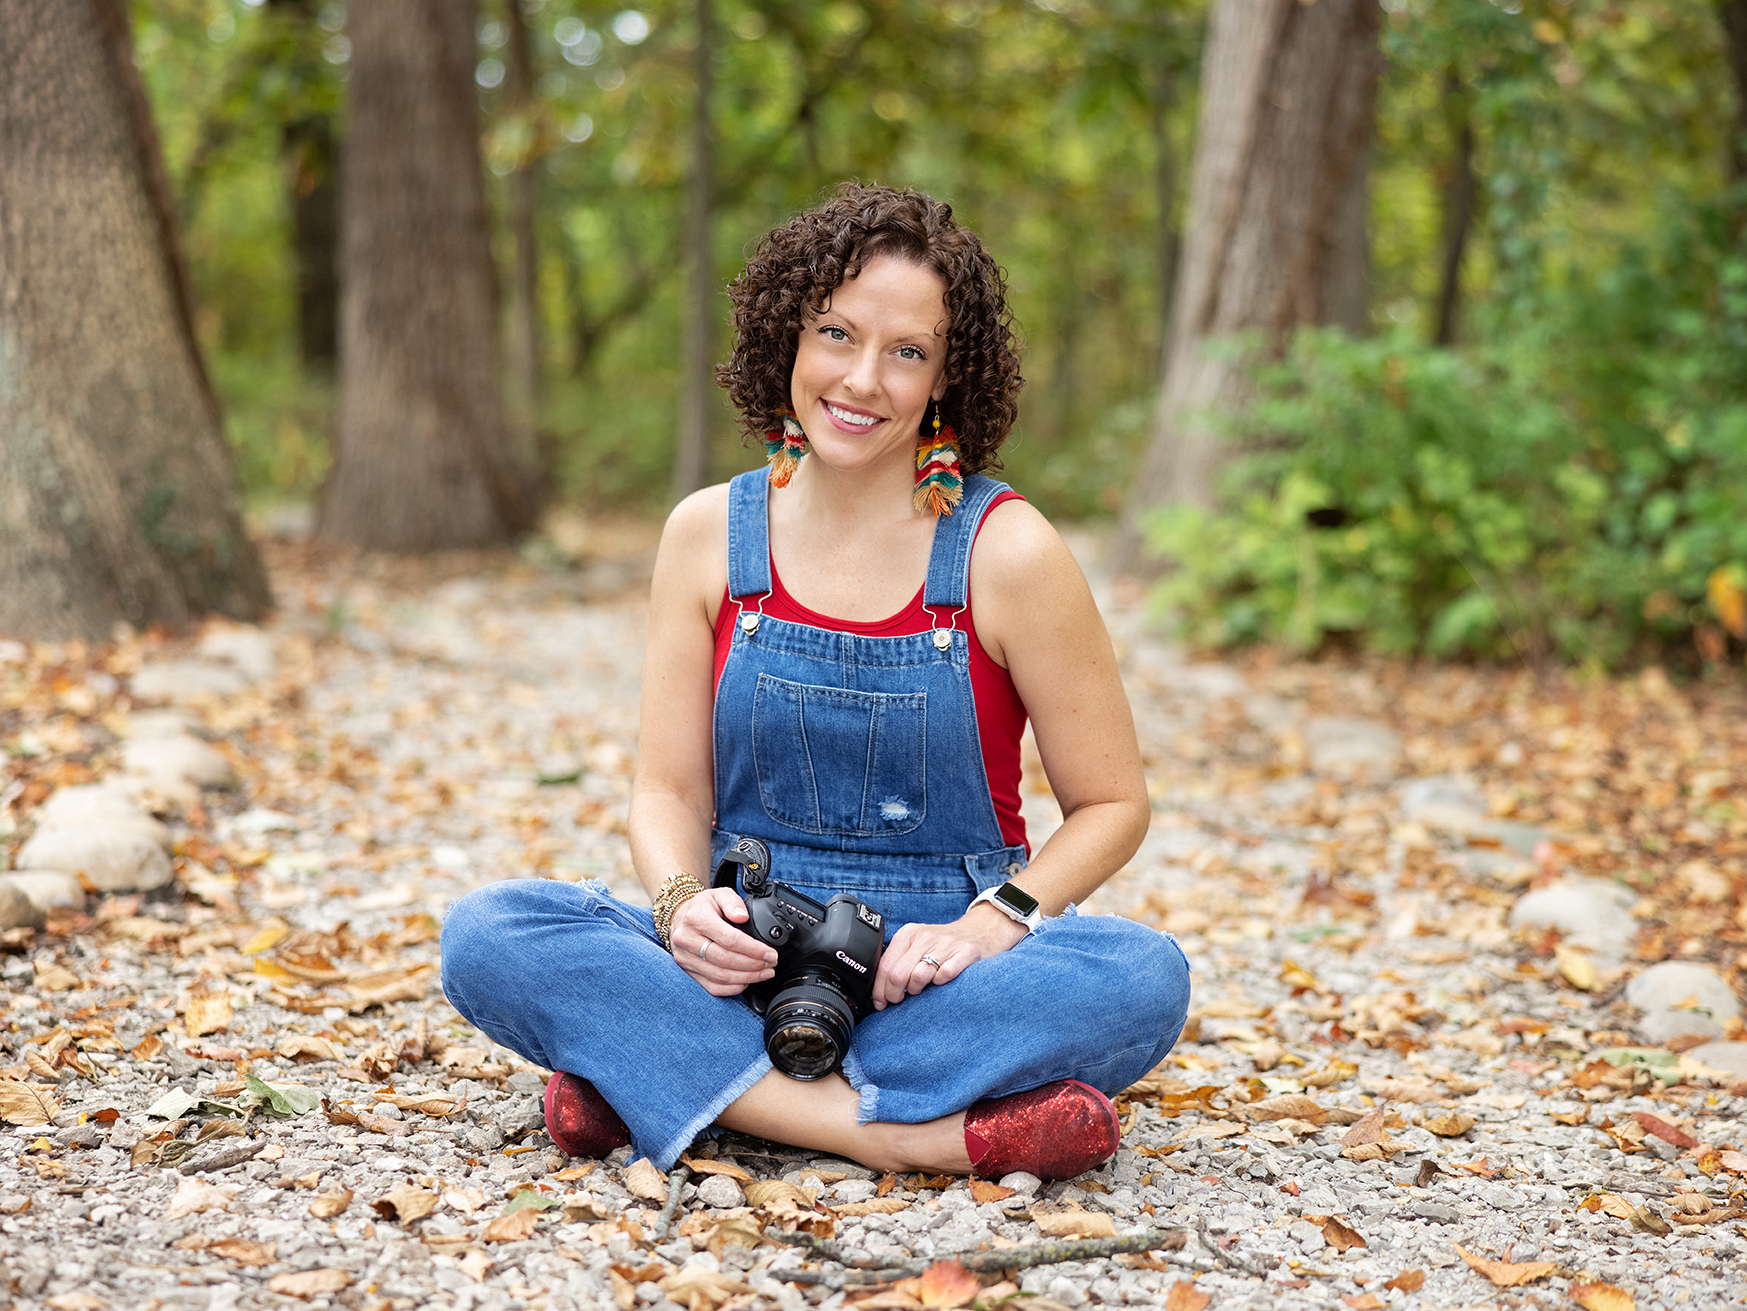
[
  {"x1": 440, "y1": 879, "x2": 771, "y2": 1168},
  {"x1": 842, "y1": 915, "x2": 1191, "y2": 1125}
]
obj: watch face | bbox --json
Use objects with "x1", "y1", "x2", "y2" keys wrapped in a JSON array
[{"x1": 995, "y1": 882, "x2": 1039, "y2": 918}]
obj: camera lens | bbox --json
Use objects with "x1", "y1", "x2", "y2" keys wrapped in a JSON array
[{"x1": 762, "y1": 976, "x2": 855, "y2": 1080}]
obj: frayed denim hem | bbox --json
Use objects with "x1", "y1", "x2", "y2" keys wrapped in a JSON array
[
  {"x1": 651, "y1": 1052, "x2": 773, "y2": 1171},
  {"x1": 842, "y1": 1047, "x2": 880, "y2": 1126}
]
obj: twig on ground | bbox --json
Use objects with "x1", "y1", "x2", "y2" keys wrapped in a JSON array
[
  {"x1": 653, "y1": 1163, "x2": 691, "y2": 1242},
  {"x1": 177, "y1": 1142, "x2": 265, "y2": 1175},
  {"x1": 765, "y1": 1226, "x2": 1195, "y2": 1288},
  {"x1": 1196, "y1": 1216, "x2": 1274, "y2": 1277}
]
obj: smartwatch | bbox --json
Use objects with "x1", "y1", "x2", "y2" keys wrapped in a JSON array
[{"x1": 970, "y1": 881, "x2": 1044, "y2": 934}]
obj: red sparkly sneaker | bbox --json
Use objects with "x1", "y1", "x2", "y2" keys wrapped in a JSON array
[
  {"x1": 543, "y1": 1072, "x2": 631, "y2": 1159},
  {"x1": 962, "y1": 1080, "x2": 1120, "y2": 1180}
]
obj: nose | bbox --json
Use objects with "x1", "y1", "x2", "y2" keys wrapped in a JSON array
[{"x1": 842, "y1": 344, "x2": 882, "y2": 398}]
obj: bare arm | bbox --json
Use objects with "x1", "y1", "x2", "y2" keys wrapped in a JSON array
[{"x1": 872, "y1": 500, "x2": 1148, "y2": 1007}]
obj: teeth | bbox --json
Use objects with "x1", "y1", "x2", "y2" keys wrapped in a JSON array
[{"x1": 827, "y1": 403, "x2": 879, "y2": 427}]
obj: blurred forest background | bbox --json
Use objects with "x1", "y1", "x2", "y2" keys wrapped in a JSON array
[{"x1": 5, "y1": 0, "x2": 1747, "y2": 667}]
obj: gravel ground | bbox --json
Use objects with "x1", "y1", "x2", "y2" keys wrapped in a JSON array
[{"x1": 2, "y1": 529, "x2": 1745, "y2": 1311}]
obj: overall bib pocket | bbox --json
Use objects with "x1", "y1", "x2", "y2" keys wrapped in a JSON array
[{"x1": 753, "y1": 674, "x2": 927, "y2": 837}]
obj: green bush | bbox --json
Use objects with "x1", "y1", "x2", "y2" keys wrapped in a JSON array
[{"x1": 1148, "y1": 202, "x2": 1747, "y2": 668}]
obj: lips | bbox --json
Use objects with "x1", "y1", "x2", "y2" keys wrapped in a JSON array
[{"x1": 823, "y1": 400, "x2": 883, "y2": 430}]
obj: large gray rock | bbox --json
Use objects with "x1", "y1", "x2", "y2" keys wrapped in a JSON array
[
  {"x1": 1304, "y1": 716, "x2": 1402, "y2": 782},
  {"x1": 1685, "y1": 1042, "x2": 1747, "y2": 1080},
  {"x1": 1627, "y1": 962, "x2": 1741, "y2": 1044},
  {"x1": 0, "y1": 882, "x2": 45, "y2": 932},
  {"x1": 1509, "y1": 879, "x2": 1637, "y2": 955},
  {"x1": 129, "y1": 660, "x2": 248, "y2": 703},
  {"x1": 119, "y1": 735, "x2": 234, "y2": 788},
  {"x1": 0, "y1": 871, "x2": 86, "y2": 914},
  {"x1": 115, "y1": 710, "x2": 201, "y2": 740},
  {"x1": 195, "y1": 625, "x2": 275, "y2": 683},
  {"x1": 13, "y1": 826, "x2": 173, "y2": 892},
  {"x1": 1399, "y1": 777, "x2": 1488, "y2": 833},
  {"x1": 33, "y1": 785, "x2": 170, "y2": 849}
]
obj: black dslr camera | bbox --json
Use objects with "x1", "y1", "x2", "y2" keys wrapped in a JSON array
[{"x1": 715, "y1": 837, "x2": 886, "y2": 1080}]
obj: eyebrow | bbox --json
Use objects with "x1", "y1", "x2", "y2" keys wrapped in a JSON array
[{"x1": 812, "y1": 307, "x2": 946, "y2": 342}]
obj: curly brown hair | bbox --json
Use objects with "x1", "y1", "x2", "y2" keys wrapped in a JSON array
[{"x1": 717, "y1": 183, "x2": 1023, "y2": 476}]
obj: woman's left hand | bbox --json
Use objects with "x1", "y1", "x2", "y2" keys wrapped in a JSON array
[{"x1": 871, "y1": 907, "x2": 1028, "y2": 1010}]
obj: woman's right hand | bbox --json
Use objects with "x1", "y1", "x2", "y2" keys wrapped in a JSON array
[{"x1": 668, "y1": 888, "x2": 779, "y2": 996}]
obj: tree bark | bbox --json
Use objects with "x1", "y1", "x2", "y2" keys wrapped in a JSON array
[
  {"x1": 1720, "y1": 0, "x2": 1747, "y2": 186},
  {"x1": 317, "y1": 0, "x2": 535, "y2": 549},
  {"x1": 503, "y1": 0, "x2": 542, "y2": 446},
  {"x1": 1433, "y1": 67, "x2": 1476, "y2": 347},
  {"x1": 265, "y1": 0, "x2": 339, "y2": 372},
  {"x1": 1115, "y1": 0, "x2": 1380, "y2": 571},
  {"x1": 0, "y1": 0, "x2": 271, "y2": 641},
  {"x1": 671, "y1": 0, "x2": 715, "y2": 502}
]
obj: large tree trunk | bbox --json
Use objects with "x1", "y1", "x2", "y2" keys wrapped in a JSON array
[
  {"x1": 318, "y1": 0, "x2": 535, "y2": 549},
  {"x1": 1115, "y1": 0, "x2": 1380, "y2": 571},
  {"x1": 1433, "y1": 67, "x2": 1477, "y2": 347},
  {"x1": 671, "y1": 0, "x2": 715, "y2": 502},
  {"x1": 1721, "y1": 0, "x2": 1747, "y2": 187},
  {"x1": 267, "y1": 0, "x2": 340, "y2": 372},
  {"x1": 503, "y1": 0, "x2": 542, "y2": 447},
  {"x1": 0, "y1": 0, "x2": 271, "y2": 641}
]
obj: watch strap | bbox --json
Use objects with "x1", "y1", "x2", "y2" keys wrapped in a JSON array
[{"x1": 971, "y1": 883, "x2": 1044, "y2": 933}]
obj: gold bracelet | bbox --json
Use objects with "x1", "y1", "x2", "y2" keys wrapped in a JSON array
[{"x1": 652, "y1": 872, "x2": 703, "y2": 951}]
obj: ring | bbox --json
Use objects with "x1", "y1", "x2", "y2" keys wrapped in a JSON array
[
  {"x1": 921, "y1": 954, "x2": 942, "y2": 969},
  {"x1": 699, "y1": 941, "x2": 710, "y2": 962}
]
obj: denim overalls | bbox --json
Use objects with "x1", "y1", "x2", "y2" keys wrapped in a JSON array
[{"x1": 442, "y1": 469, "x2": 1190, "y2": 1168}]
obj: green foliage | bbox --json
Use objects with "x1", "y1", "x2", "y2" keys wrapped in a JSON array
[{"x1": 1151, "y1": 197, "x2": 1747, "y2": 668}]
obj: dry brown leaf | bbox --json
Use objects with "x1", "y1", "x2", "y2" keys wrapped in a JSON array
[
  {"x1": 276, "y1": 1035, "x2": 341, "y2": 1063},
  {"x1": 1320, "y1": 1216, "x2": 1367, "y2": 1251},
  {"x1": 1300, "y1": 1059, "x2": 1358, "y2": 1088},
  {"x1": 483, "y1": 1205, "x2": 541, "y2": 1242},
  {"x1": 968, "y1": 1179, "x2": 1015, "y2": 1204},
  {"x1": 165, "y1": 1176, "x2": 236, "y2": 1220},
  {"x1": 1717, "y1": 1148, "x2": 1747, "y2": 1173},
  {"x1": 833, "y1": 1198, "x2": 910, "y2": 1216},
  {"x1": 375, "y1": 1090, "x2": 466, "y2": 1118},
  {"x1": 1341, "y1": 1141, "x2": 1412, "y2": 1162},
  {"x1": 34, "y1": 962, "x2": 80, "y2": 992},
  {"x1": 701, "y1": 1214, "x2": 767, "y2": 1256},
  {"x1": 1248, "y1": 1095, "x2": 1327, "y2": 1124},
  {"x1": 1422, "y1": 1112, "x2": 1477, "y2": 1137},
  {"x1": 661, "y1": 1269, "x2": 756, "y2": 1305},
  {"x1": 1579, "y1": 1193, "x2": 1637, "y2": 1220},
  {"x1": 849, "y1": 1293, "x2": 925, "y2": 1311},
  {"x1": 1629, "y1": 1204, "x2": 1672, "y2": 1236},
  {"x1": 1173, "y1": 1121, "x2": 1245, "y2": 1141},
  {"x1": 458, "y1": 1250, "x2": 495, "y2": 1283},
  {"x1": 0, "y1": 1082, "x2": 59, "y2": 1126},
  {"x1": 443, "y1": 1185, "x2": 489, "y2": 1214},
  {"x1": 1555, "y1": 943, "x2": 1599, "y2": 991},
  {"x1": 916, "y1": 1259, "x2": 980, "y2": 1310},
  {"x1": 623, "y1": 1158, "x2": 668, "y2": 1203},
  {"x1": 344, "y1": 964, "x2": 435, "y2": 1010},
  {"x1": 45, "y1": 1294, "x2": 106, "y2": 1311},
  {"x1": 744, "y1": 1179, "x2": 816, "y2": 1207},
  {"x1": 1340, "y1": 1108, "x2": 1389, "y2": 1146},
  {"x1": 184, "y1": 992, "x2": 233, "y2": 1038},
  {"x1": 1384, "y1": 1269, "x2": 1426, "y2": 1292},
  {"x1": 1163, "y1": 1280, "x2": 1210, "y2": 1311},
  {"x1": 1030, "y1": 1206, "x2": 1117, "y2": 1239},
  {"x1": 680, "y1": 1155, "x2": 755, "y2": 1184},
  {"x1": 1633, "y1": 1112, "x2": 1699, "y2": 1150},
  {"x1": 267, "y1": 1269, "x2": 349, "y2": 1298},
  {"x1": 1194, "y1": 998, "x2": 1268, "y2": 1019},
  {"x1": 373, "y1": 1184, "x2": 438, "y2": 1224},
  {"x1": 609, "y1": 1268, "x2": 637, "y2": 1311},
  {"x1": 1454, "y1": 1243, "x2": 1555, "y2": 1287},
  {"x1": 308, "y1": 1188, "x2": 353, "y2": 1218},
  {"x1": 208, "y1": 1238, "x2": 276, "y2": 1266},
  {"x1": 1573, "y1": 1282, "x2": 1636, "y2": 1311},
  {"x1": 1342, "y1": 1297, "x2": 1385, "y2": 1311}
]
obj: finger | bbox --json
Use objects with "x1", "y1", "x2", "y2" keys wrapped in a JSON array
[{"x1": 906, "y1": 954, "x2": 944, "y2": 996}]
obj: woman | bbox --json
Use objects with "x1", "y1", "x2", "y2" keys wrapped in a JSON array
[{"x1": 441, "y1": 184, "x2": 1189, "y2": 1180}]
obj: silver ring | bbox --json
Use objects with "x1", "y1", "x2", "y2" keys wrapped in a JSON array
[
  {"x1": 699, "y1": 941, "x2": 710, "y2": 962},
  {"x1": 921, "y1": 954, "x2": 942, "y2": 969}
]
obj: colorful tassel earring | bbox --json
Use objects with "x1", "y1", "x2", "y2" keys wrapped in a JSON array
[
  {"x1": 913, "y1": 407, "x2": 964, "y2": 517},
  {"x1": 764, "y1": 413, "x2": 807, "y2": 488}
]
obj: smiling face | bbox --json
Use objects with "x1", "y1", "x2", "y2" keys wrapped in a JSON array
[{"x1": 788, "y1": 254, "x2": 950, "y2": 479}]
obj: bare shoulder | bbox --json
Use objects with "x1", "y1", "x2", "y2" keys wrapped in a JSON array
[
  {"x1": 969, "y1": 496, "x2": 1088, "y2": 600},
  {"x1": 653, "y1": 482, "x2": 731, "y2": 620}
]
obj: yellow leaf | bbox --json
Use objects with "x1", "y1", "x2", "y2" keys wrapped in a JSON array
[
  {"x1": 1030, "y1": 1206, "x2": 1117, "y2": 1239},
  {"x1": 1278, "y1": 959, "x2": 1321, "y2": 990},
  {"x1": 1555, "y1": 943, "x2": 1598, "y2": 991},
  {"x1": 680, "y1": 1155, "x2": 755, "y2": 1184},
  {"x1": 1709, "y1": 565, "x2": 1747, "y2": 639},
  {"x1": 1301, "y1": 1059, "x2": 1358, "y2": 1088},
  {"x1": 242, "y1": 925, "x2": 289, "y2": 954},
  {"x1": 483, "y1": 1206, "x2": 541, "y2": 1242},
  {"x1": 968, "y1": 1179, "x2": 1015, "y2": 1204},
  {"x1": 184, "y1": 992, "x2": 233, "y2": 1038},
  {"x1": 1454, "y1": 1243, "x2": 1555, "y2": 1287},
  {"x1": 1421, "y1": 1112, "x2": 1478, "y2": 1137},
  {"x1": 308, "y1": 1188, "x2": 353, "y2": 1218},
  {"x1": 1573, "y1": 1282, "x2": 1636, "y2": 1311}
]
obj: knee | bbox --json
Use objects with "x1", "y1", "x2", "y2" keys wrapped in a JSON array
[
  {"x1": 440, "y1": 882, "x2": 538, "y2": 1012},
  {"x1": 1080, "y1": 919, "x2": 1191, "y2": 1041}
]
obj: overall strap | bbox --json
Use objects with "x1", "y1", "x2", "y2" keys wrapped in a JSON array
[
  {"x1": 923, "y1": 474, "x2": 1011, "y2": 609},
  {"x1": 726, "y1": 469, "x2": 772, "y2": 600}
]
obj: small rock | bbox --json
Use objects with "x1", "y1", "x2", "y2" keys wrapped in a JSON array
[
  {"x1": 1304, "y1": 716, "x2": 1402, "y2": 782},
  {"x1": 1509, "y1": 879, "x2": 1636, "y2": 955},
  {"x1": 695, "y1": 1174, "x2": 745, "y2": 1209},
  {"x1": 1044, "y1": 1275, "x2": 1089, "y2": 1307},
  {"x1": 1468, "y1": 819, "x2": 1552, "y2": 856},
  {"x1": 1685, "y1": 1041, "x2": 1747, "y2": 1079},
  {"x1": 1399, "y1": 776, "x2": 1488, "y2": 833},
  {"x1": 997, "y1": 1171, "x2": 1041, "y2": 1197},
  {"x1": 14, "y1": 826, "x2": 174, "y2": 892},
  {"x1": 119, "y1": 735, "x2": 235, "y2": 788},
  {"x1": 196, "y1": 625, "x2": 276, "y2": 683},
  {"x1": 1413, "y1": 1201, "x2": 1460, "y2": 1223},
  {"x1": 506, "y1": 1070, "x2": 547, "y2": 1095},
  {"x1": 227, "y1": 808, "x2": 299, "y2": 836},
  {"x1": 831, "y1": 1179, "x2": 877, "y2": 1203},
  {"x1": 1639, "y1": 1009, "x2": 1726, "y2": 1044},
  {"x1": 129, "y1": 659, "x2": 249, "y2": 702},
  {"x1": 115, "y1": 709, "x2": 201, "y2": 739},
  {"x1": 0, "y1": 882, "x2": 45, "y2": 931},
  {"x1": 1288, "y1": 1219, "x2": 1327, "y2": 1252},
  {"x1": 0, "y1": 871, "x2": 85, "y2": 913}
]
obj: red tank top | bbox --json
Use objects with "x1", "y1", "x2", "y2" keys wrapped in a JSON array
[{"x1": 712, "y1": 491, "x2": 1029, "y2": 851}]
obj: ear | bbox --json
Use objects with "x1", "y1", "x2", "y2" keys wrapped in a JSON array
[{"x1": 930, "y1": 373, "x2": 949, "y2": 403}]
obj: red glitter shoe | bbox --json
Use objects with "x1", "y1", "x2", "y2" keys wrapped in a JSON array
[
  {"x1": 963, "y1": 1080, "x2": 1120, "y2": 1180},
  {"x1": 542, "y1": 1072, "x2": 631, "y2": 1159}
]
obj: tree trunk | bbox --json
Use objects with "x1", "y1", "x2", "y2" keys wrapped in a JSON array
[
  {"x1": 1721, "y1": 0, "x2": 1747, "y2": 186},
  {"x1": 1152, "y1": 56, "x2": 1181, "y2": 362},
  {"x1": 1115, "y1": 0, "x2": 1380, "y2": 571},
  {"x1": 0, "y1": 0, "x2": 271, "y2": 641},
  {"x1": 671, "y1": 0, "x2": 715, "y2": 502},
  {"x1": 503, "y1": 0, "x2": 542, "y2": 447},
  {"x1": 317, "y1": 0, "x2": 535, "y2": 549},
  {"x1": 1432, "y1": 67, "x2": 1476, "y2": 347},
  {"x1": 285, "y1": 114, "x2": 340, "y2": 371}
]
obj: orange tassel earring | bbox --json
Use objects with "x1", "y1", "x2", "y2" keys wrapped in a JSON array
[
  {"x1": 913, "y1": 407, "x2": 963, "y2": 517},
  {"x1": 764, "y1": 413, "x2": 807, "y2": 487}
]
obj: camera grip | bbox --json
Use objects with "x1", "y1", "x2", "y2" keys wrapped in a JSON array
[{"x1": 714, "y1": 835, "x2": 772, "y2": 892}]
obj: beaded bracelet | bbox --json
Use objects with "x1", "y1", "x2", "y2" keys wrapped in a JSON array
[{"x1": 652, "y1": 872, "x2": 703, "y2": 951}]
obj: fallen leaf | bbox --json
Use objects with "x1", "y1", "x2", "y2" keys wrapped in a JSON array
[
  {"x1": 164, "y1": 1175, "x2": 236, "y2": 1219},
  {"x1": 680, "y1": 1155, "x2": 755, "y2": 1184},
  {"x1": 623, "y1": 1158, "x2": 668, "y2": 1203},
  {"x1": 744, "y1": 1179, "x2": 815, "y2": 1208},
  {"x1": 208, "y1": 1238, "x2": 276, "y2": 1266},
  {"x1": 1633, "y1": 1112, "x2": 1699, "y2": 1150},
  {"x1": 45, "y1": 1296, "x2": 105, "y2": 1311},
  {"x1": 184, "y1": 992, "x2": 233, "y2": 1037},
  {"x1": 1300, "y1": 1059, "x2": 1358, "y2": 1088},
  {"x1": 916, "y1": 1259, "x2": 979, "y2": 1310},
  {"x1": 1030, "y1": 1206, "x2": 1117, "y2": 1239},
  {"x1": 0, "y1": 1082, "x2": 60, "y2": 1126},
  {"x1": 1422, "y1": 1112, "x2": 1477, "y2": 1137},
  {"x1": 1555, "y1": 943, "x2": 1599, "y2": 991},
  {"x1": 1248, "y1": 1095, "x2": 1327, "y2": 1125},
  {"x1": 1342, "y1": 1296, "x2": 1385, "y2": 1310},
  {"x1": 1718, "y1": 1149, "x2": 1747, "y2": 1173},
  {"x1": 700, "y1": 1214, "x2": 767, "y2": 1256},
  {"x1": 1384, "y1": 1269, "x2": 1426, "y2": 1292},
  {"x1": 1341, "y1": 1109, "x2": 1389, "y2": 1147},
  {"x1": 661, "y1": 1268, "x2": 757, "y2": 1305},
  {"x1": 459, "y1": 1249, "x2": 494, "y2": 1283},
  {"x1": 1454, "y1": 1243, "x2": 1555, "y2": 1287},
  {"x1": 443, "y1": 1185, "x2": 489, "y2": 1214},
  {"x1": 372, "y1": 1184, "x2": 438, "y2": 1224},
  {"x1": 34, "y1": 962, "x2": 80, "y2": 991},
  {"x1": 343, "y1": 963, "x2": 435, "y2": 1010},
  {"x1": 1629, "y1": 1204, "x2": 1671, "y2": 1236},
  {"x1": 276, "y1": 1035, "x2": 342, "y2": 1063},
  {"x1": 309, "y1": 1188, "x2": 353, "y2": 1218},
  {"x1": 1321, "y1": 1217, "x2": 1367, "y2": 1251},
  {"x1": 968, "y1": 1179, "x2": 1015, "y2": 1204},
  {"x1": 483, "y1": 1206, "x2": 541, "y2": 1242},
  {"x1": 503, "y1": 1188, "x2": 562, "y2": 1214},
  {"x1": 1573, "y1": 1283, "x2": 1636, "y2": 1311},
  {"x1": 1579, "y1": 1193, "x2": 1636, "y2": 1220},
  {"x1": 374, "y1": 1089, "x2": 466, "y2": 1118},
  {"x1": 238, "y1": 1076, "x2": 321, "y2": 1117},
  {"x1": 1708, "y1": 564, "x2": 1747, "y2": 639},
  {"x1": 833, "y1": 1198, "x2": 911, "y2": 1216},
  {"x1": 1173, "y1": 1121, "x2": 1244, "y2": 1141},
  {"x1": 268, "y1": 1269, "x2": 349, "y2": 1298},
  {"x1": 1163, "y1": 1280, "x2": 1210, "y2": 1311}
]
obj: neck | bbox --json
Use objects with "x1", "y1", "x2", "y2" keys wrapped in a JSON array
[{"x1": 779, "y1": 444, "x2": 923, "y2": 529}]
